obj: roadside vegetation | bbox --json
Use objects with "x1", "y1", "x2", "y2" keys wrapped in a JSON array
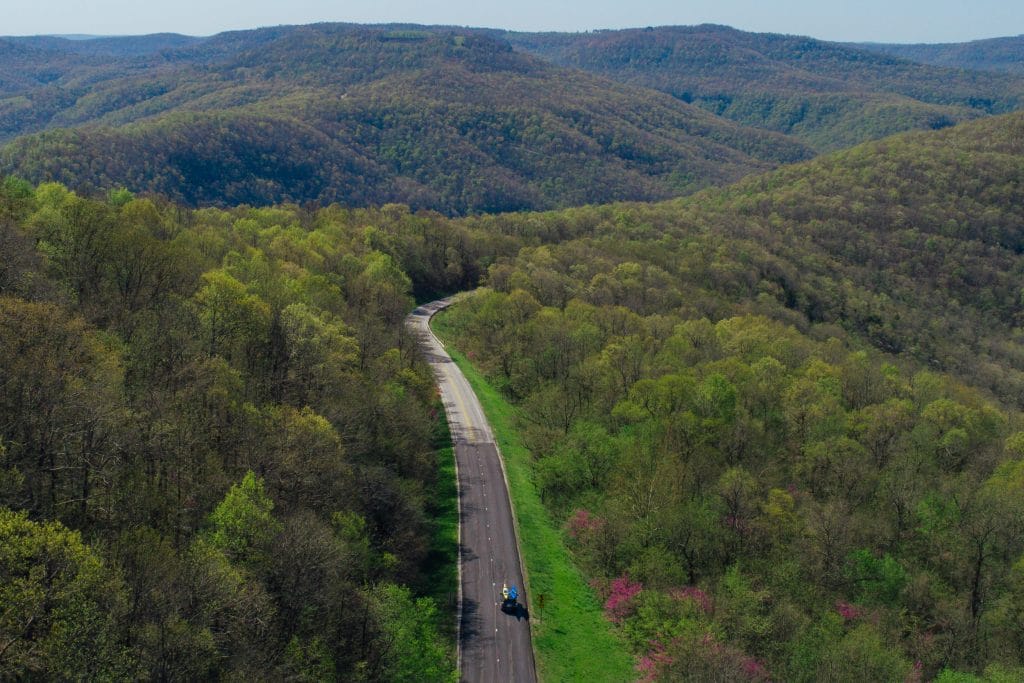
[
  {"x1": 433, "y1": 313, "x2": 636, "y2": 682},
  {"x1": 422, "y1": 408, "x2": 460, "y2": 639}
]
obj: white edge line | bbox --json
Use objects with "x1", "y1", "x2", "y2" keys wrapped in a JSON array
[
  {"x1": 410, "y1": 298, "x2": 464, "y2": 679},
  {"x1": 421, "y1": 294, "x2": 539, "y2": 682},
  {"x1": 487, "y1": 398, "x2": 540, "y2": 679}
]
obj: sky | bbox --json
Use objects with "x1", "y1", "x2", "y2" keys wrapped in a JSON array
[{"x1": 3, "y1": 0, "x2": 1023, "y2": 44}]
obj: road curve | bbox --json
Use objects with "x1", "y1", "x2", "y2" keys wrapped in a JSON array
[{"x1": 408, "y1": 298, "x2": 537, "y2": 683}]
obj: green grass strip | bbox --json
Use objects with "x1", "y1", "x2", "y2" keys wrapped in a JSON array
[{"x1": 432, "y1": 314, "x2": 635, "y2": 683}]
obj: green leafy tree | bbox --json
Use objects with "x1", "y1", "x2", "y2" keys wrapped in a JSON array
[
  {"x1": 716, "y1": 565, "x2": 774, "y2": 656},
  {"x1": 206, "y1": 471, "x2": 283, "y2": 568},
  {"x1": 935, "y1": 664, "x2": 1024, "y2": 682},
  {"x1": 845, "y1": 549, "x2": 908, "y2": 605},
  {"x1": 982, "y1": 556, "x2": 1024, "y2": 666},
  {"x1": 370, "y1": 583, "x2": 457, "y2": 683},
  {"x1": 815, "y1": 623, "x2": 911, "y2": 682},
  {"x1": 186, "y1": 537, "x2": 277, "y2": 675},
  {"x1": 0, "y1": 508, "x2": 135, "y2": 678},
  {"x1": 193, "y1": 269, "x2": 271, "y2": 360},
  {"x1": 283, "y1": 635, "x2": 336, "y2": 681}
]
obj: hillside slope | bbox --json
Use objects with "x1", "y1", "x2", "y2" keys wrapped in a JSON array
[
  {"x1": 506, "y1": 25, "x2": 1024, "y2": 150},
  {"x1": 438, "y1": 111, "x2": 1024, "y2": 681},
  {"x1": 0, "y1": 180, "x2": 497, "y2": 680},
  {"x1": 0, "y1": 25, "x2": 811, "y2": 214},
  {"x1": 854, "y1": 35, "x2": 1024, "y2": 76},
  {"x1": 458, "y1": 111, "x2": 1024, "y2": 406}
]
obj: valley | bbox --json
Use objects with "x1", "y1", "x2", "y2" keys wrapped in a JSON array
[{"x1": 3, "y1": 16, "x2": 1024, "y2": 683}]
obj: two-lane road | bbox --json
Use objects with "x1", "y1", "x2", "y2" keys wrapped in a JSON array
[{"x1": 408, "y1": 299, "x2": 537, "y2": 683}]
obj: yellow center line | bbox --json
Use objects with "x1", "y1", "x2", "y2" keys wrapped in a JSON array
[{"x1": 449, "y1": 371, "x2": 477, "y2": 435}]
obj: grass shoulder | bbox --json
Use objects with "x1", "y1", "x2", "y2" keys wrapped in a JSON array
[{"x1": 432, "y1": 310, "x2": 635, "y2": 683}]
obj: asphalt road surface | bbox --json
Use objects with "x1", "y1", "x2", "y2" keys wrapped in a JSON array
[{"x1": 408, "y1": 299, "x2": 537, "y2": 683}]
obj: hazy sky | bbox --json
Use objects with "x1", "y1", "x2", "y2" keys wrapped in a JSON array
[{"x1": 4, "y1": 0, "x2": 1022, "y2": 43}]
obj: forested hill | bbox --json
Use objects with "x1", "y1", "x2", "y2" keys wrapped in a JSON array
[
  {"x1": 461, "y1": 110, "x2": 1024, "y2": 408},
  {"x1": 4, "y1": 103, "x2": 1024, "y2": 681},
  {"x1": 8, "y1": 33, "x2": 204, "y2": 58},
  {"x1": 854, "y1": 35, "x2": 1024, "y2": 76},
  {"x1": 0, "y1": 179, "x2": 503, "y2": 679},
  {"x1": 7, "y1": 23, "x2": 1024, "y2": 213},
  {"x1": 437, "y1": 110, "x2": 1024, "y2": 681},
  {"x1": 505, "y1": 25, "x2": 1024, "y2": 151},
  {"x1": 0, "y1": 38, "x2": 113, "y2": 95},
  {"x1": 0, "y1": 25, "x2": 811, "y2": 214}
]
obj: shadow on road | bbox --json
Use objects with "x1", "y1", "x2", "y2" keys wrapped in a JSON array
[
  {"x1": 461, "y1": 596, "x2": 480, "y2": 642},
  {"x1": 419, "y1": 348, "x2": 453, "y2": 364},
  {"x1": 501, "y1": 601, "x2": 530, "y2": 621}
]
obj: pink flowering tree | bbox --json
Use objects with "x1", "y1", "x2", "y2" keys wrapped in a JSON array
[
  {"x1": 636, "y1": 639, "x2": 674, "y2": 683},
  {"x1": 641, "y1": 632, "x2": 771, "y2": 682},
  {"x1": 604, "y1": 574, "x2": 643, "y2": 623},
  {"x1": 670, "y1": 586, "x2": 713, "y2": 614},
  {"x1": 835, "y1": 599, "x2": 864, "y2": 622},
  {"x1": 566, "y1": 508, "x2": 604, "y2": 542}
]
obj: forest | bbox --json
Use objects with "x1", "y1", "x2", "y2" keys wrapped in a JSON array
[
  {"x1": 854, "y1": 36, "x2": 1024, "y2": 76},
  {"x1": 505, "y1": 25, "x2": 1024, "y2": 151},
  {"x1": 434, "y1": 112, "x2": 1024, "y2": 681},
  {"x1": 3, "y1": 23, "x2": 1024, "y2": 213},
  {"x1": 3, "y1": 33, "x2": 1024, "y2": 680},
  {"x1": 0, "y1": 26, "x2": 809, "y2": 215},
  {"x1": 0, "y1": 178, "x2": 512, "y2": 679}
]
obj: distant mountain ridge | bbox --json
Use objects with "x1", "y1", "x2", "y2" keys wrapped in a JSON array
[
  {"x1": 853, "y1": 35, "x2": 1024, "y2": 76},
  {"x1": 2, "y1": 22, "x2": 1023, "y2": 213},
  {"x1": 0, "y1": 25, "x2": 811, "y2": 213},
  {"x1": 503, "y1": 24, "x2": 1024, "y2": 150},
  {"x1": 9, "y1": 33, "x2": 205, "y2": 57}
]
